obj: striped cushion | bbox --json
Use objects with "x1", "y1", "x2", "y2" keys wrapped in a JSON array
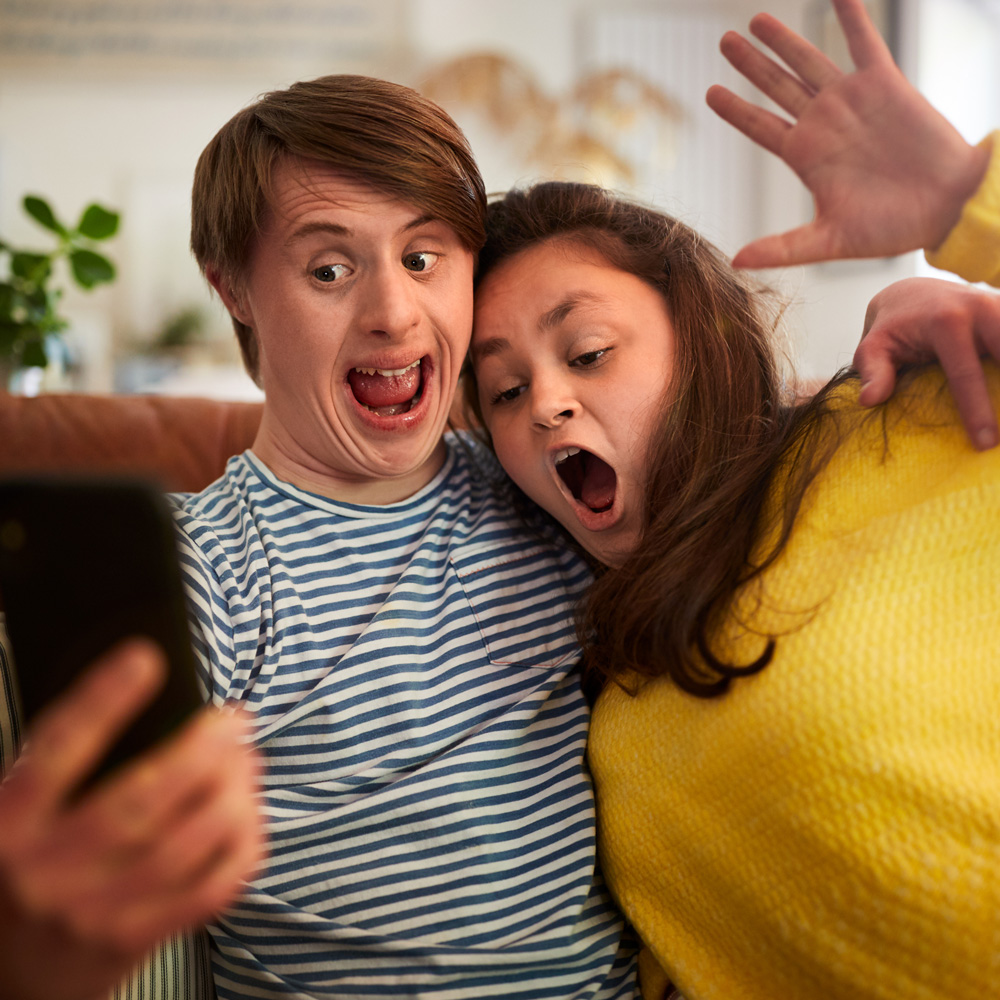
[{"x1": 0, "y1": 620, "x2": 215, "y2": 1000}]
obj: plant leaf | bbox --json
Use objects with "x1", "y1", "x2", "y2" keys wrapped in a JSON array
[
  {"x1": 23, "y1": 195, "x2": 67, "y2": 236},
  {"x1": 0, "y1": 322, "x2": 19, "y2": 353},
  {"x1": 21, "y1": 338, "x2": 49, "y2": 368},
  {"x1": 76, "y1": 203, "x2": 119, "y2": 240},
  {"x1": 69, "y1": 248, "x2": 115, "y2": 288},
  {"x1": 11, "y1": 252, "x2": 51, "y2": 284},
  {"x1": 0, "y1": 283, "x2": 15, "y2": 319}
]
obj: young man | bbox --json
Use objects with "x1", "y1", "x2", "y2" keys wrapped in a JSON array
[
  {"x1": 174, "y1": 74, "x2": 637, "y2": 998},
  {"x1": 1, "y1": 74, "x2": 636, "y2": 1000}
]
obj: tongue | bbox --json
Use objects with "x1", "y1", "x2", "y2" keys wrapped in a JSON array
[
  {"x1": 348, "y1": 366, "x2": 420, "y2": 409},
  {"x1": 581, "y1": 454, "x2": 616, "y2": 512}
]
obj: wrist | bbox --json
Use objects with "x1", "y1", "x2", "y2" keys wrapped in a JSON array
[{"x1": 929, "y1": 139, "x2": 992, "y2": 251}]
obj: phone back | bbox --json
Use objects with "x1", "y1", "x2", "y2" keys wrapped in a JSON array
[{"x1": 0, "y1": 476, "x2": 203, "y2": 780}]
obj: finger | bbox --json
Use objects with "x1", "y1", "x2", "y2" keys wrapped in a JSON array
[
  {"x1": 68, "y1": 747, "x2": 261, "y2": 944},
  {"x1": 73, "y1": 708, "x2": 250, "y2": 853},
  {"x1": 730, "y1": 224, "x2": 832, "y2": 270},
  {"x1": 705, "y1": 85, "x2": 791, "y2": 158},
  {"x1": 0, "y1": 641, "x2": 165, "y2": 835},
  {"x1": 936, "y1": 347, "x2": 1000, "y2": 451},
  {"x1": 719, "y1": 30, "x2": 815, "y2": 117},
  {"x1": 99, "y1": 793, "x2": 265, "y2": 952},
  {"x1": 122, "y1": 746, "x2": 260, "y2": 894},
  {"x1": 748, "y1": 12, "x2": 842, "y2": 90},
  {"x1": 12, "y1": 712, "x2": 259, "y2": 935},
  {"x1": 852, "y1": 340, "x2": 898, "y2": 407},
  {"x1": 831, "y1": 0, "x2": 896, "y2": 69}
]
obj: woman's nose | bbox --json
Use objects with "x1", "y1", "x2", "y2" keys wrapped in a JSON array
[{"x1": 531, "y1": 376, "x2": 578, "y2": 429}]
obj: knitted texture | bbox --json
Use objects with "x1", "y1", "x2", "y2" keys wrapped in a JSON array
[
  {"x1": 925, "y1": 130, "x2": 1000, "y2": 286},
  {"x1": 590, "y1": 366, "x2": 1000, "y2": 1000}
]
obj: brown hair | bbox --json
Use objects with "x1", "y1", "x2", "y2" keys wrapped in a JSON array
[
  {"x1": 191, "y1": 74, "x2": 487, "y2": 380},
  {"x1": 463, "y1": 182, "x2": 851, "y2": 697}
]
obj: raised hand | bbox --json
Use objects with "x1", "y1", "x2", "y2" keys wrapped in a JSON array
[
  {"x1": 706, "y1": 0, "x2": 989, "y2": 269},
  {"x1": 855, "y1": 277, "x2": 1000, "y2": 449},
  {"x1": 0, "y1": 640, "x2": 265, "y2": 1000}
]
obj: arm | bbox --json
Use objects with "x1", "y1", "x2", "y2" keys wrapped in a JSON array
[
  {"x1": 706, "y1": 0, "x2": 990, "y2": 268},
  {"x1": 0, "y1": 640, "x2": 264, "y2": 1000}
]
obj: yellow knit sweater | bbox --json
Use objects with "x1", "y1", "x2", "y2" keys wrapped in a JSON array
[
  {"x1": 590, "y1": 367, "x2": 1000, "y2": 1000},
  {"x1": 926, "y1": 130, "x2": 1000, "y2": 285}
]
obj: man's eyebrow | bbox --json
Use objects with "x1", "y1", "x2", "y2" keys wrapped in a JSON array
[
  {"x1": 285, "y1": 221, "x2": 350, "y2": 245},
  {"x1": 285, "y1": 214, "x2": 442, "y2": 246},
  {"x1": 401, "y1": 213, "x2": 440, "y2": 233}
]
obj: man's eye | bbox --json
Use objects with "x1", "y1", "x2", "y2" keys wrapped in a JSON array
[
  {"x1": 312, "y1": 263, "x2": 350, "y2": 283},
  {"x1": 571, "y1": 348, "x2": 608, "y2": 367},
  {"x1": 403, "y1": 251, "x2": 438, "y2": 272}
]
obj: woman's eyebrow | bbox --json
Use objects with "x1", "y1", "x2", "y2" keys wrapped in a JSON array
[
  {"x1": 472, "y1": 291, "x2": 606, "y2": 364},
  {"x1": 539, "y1": 291, "x2": 602, "y2": 330},
  {"x1": 471, "y1": 336, "x2": 510, "y2": 364}
]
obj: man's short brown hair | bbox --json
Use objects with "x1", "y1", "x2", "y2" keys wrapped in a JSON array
[{"x1": 191, "y1": 74, "x2": 486, "y2": 380}]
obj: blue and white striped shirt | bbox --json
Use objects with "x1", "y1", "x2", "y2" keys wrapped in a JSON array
[{"x1": 171, "y1": 436, "x2": 637, "y2": 999}]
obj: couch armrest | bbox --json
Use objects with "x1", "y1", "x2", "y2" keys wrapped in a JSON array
[{"x1": 0, "y1": 393, "x2": 262, "y2": 493}]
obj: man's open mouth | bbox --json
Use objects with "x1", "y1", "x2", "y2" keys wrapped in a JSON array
[
  {"x1": 554, "y1": 447, "x2": 617, "y2": 513},
  {"x1": 348, "y1": 358, "x2": 425, "y2": 416}
]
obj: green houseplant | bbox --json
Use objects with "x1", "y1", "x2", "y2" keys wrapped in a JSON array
[{"x1": 0, "y1": 194, "x2": 120, "y2": 387}]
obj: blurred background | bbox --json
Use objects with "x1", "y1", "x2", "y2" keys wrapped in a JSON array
[{"x1": 0, "y1": 0, "x2": 998, "y2": 399}]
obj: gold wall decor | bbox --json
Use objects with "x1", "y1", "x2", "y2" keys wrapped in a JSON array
[{"x1": 421, "y1": 53, "x2": 684, "y2": 189}]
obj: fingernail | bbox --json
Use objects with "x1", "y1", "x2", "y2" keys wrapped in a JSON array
[
  {"x1": 975, "y1": 427, "x2": 999, "y2": 450},
  {"x1": 112, "y1": 641, "x2": 160, "y2": 682}
]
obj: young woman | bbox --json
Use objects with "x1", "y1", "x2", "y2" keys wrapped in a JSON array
[
  {"x1": 466, "y1": 177, "x2": 1000, "y2": 1000},
  {"x1": 466, "y1": 4, "x2": 1000, "y2": 995}
]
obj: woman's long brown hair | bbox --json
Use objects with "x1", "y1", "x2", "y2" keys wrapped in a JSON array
[{"x1": 465, "y1": 182, "x2": 852, "y2": 697}]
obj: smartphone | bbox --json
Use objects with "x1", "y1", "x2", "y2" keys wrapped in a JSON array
[{"x1": 0, "y1": 475, "x2": 203, "y2": 784}]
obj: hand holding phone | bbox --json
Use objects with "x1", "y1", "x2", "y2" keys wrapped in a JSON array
[{"x1": 0, "y1": 640, "x2": 264, "y2": 1000}]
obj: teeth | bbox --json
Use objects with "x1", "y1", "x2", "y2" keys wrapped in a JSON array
[
  {"x1": 354, "y1": 359, "x2": 421, "y2": 378},
  {"x1": 554, "y1": 447, "x2": 581, "y2": 465}
]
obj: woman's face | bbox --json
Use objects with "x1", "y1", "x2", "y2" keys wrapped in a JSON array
[{"x1": 472, "y1": 238, "x2": 675, "y2": 566}]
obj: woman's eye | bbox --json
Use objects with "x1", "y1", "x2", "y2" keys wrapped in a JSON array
[
  {"x1": 403, "y1": 251, "x2": 438, "y2": 273},
  {"x1": 491, "y1": 384, "x2": 525, "y2": 405},
  {"x1": 312, "y1": 263, "x2": 350, "y2": 283},
  {"x1": 571, "y1": 348, "x2": 609, "y2": 367}
]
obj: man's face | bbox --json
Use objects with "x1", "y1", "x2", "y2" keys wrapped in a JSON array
[{"x1": 225, "y1": 159, "x2": 475, "y2": 503}]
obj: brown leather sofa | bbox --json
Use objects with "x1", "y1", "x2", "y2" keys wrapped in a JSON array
[{"x1": 0, "y1": 391, "x2": 263, "y2": 492}]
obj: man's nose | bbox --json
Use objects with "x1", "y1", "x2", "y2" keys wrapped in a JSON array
[{"x1": 358, "y1": 264, "x2": 422, "y2": 339}]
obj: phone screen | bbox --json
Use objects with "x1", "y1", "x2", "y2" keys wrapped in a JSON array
[{"x1": 0, "y1": 476, "x2": 203, "y2": 783}]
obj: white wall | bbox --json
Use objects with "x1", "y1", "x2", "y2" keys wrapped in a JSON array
[{"x1": 0, "y1": 0, "x2": 994, "y2": 395}]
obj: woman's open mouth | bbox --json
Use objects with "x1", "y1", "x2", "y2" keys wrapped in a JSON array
[
  {"x1": 348, "y1": 358, "x2": 426, "y2": 417},
  {"x1": 554, "y1": 446, "x2": 617, "y2": 514}
]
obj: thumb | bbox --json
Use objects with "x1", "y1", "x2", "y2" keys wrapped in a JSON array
[
  {"x1": 731, "y1": 224, "x2": 834, "y2": 270},
  {"x1": 853, "y1": 339, "x2": 897, "y2": 406}
]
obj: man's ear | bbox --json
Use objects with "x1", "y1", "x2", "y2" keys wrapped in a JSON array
[{"x1": 206, "y1": 267, "x2": 252, "y2": 326}]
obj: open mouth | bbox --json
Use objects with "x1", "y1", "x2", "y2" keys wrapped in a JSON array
[
  {"x1": 554, "y1": 447, "x2": 617, "y2": 513},
  {"x1": 348, "y1": 358, "x2": 425, "y2": 416}
]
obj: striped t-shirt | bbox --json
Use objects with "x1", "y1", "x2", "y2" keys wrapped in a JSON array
[{"x1": 170, "y1": 437, "x2": 637, "y2": 1000}]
